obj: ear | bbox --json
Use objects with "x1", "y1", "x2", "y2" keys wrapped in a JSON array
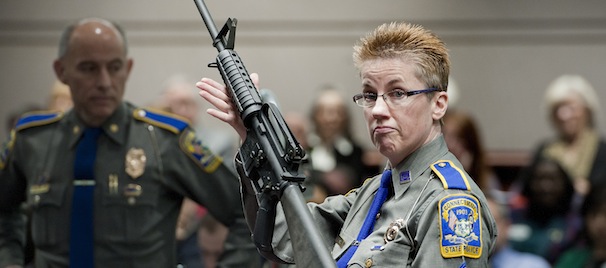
[
  {"x1": 125, "y1": 58, "x2": 134, "y2": 75},
  {"x1": 53, "y1": 59, "x2": 67, "y2": 84},
  {"x1": 432, "y1": 91, "x2": 448, "y2": 121}
]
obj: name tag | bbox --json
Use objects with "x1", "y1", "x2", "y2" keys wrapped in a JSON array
[
  {"x1": 74, "y1": 180, "x2": 96, "y2": 186},
  {"x1": 30, "y1": 183, "x2": 50, "y2": 194}
]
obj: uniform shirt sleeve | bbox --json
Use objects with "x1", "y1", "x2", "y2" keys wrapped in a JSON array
[
  {"x1": 0, "y1": 132, "x2": 28, "y2": 267},
  {"x1": 160, "y1": 128, "x2": 258, "y2": 267},
  {"x1": 273, "y1": 184, "x2": 359, "y2": 264},
  {"x1": 235, "y1": 152, "x2": 356, "y2": 264},
  {"x1": 0, "y1": 209, "x2": 26, "y2": 267}
]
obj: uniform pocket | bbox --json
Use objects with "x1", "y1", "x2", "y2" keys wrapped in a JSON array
[
  {"x1": 98, "y1": 173, "x2": 160, "y2": 243},
  {"x1": 30, "y1": 181, "x2": 68, "y2": 248},
  {"x1": 348, "y1": 239, "x2": 411, "y2": 267}
]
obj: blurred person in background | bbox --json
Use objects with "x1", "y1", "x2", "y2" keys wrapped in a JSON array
[
  {"x1": 443, "y1": 109, "x2": 500, "y2": 194},
  {"x1": 528, "y1": 74, "x2": 606, "y2": 199},
  {"x1": 308, "y1": 87, "x2": 381, "y2": 194},
  {"x1": 509, "y1": 155, "x2": 582, "y2": 264},
  {"x1": 442, "y1": 77, "x2": 500, "y2": 196},
  {"x1": 284, "y1": 112, "x2": 327, "y2": 204},
  {"x1": 158, "y1": 74, "x2": 239, "y2": 171},
  {"x1": 487, "y1": 195, "x2": 550, "y2": 268},
  {"x1": 47, "y1": 80, "x2": 73, "y2": 112},
  {"x1": 555, "y1": 182, "x2": 606, "y2": 268},
  {"x1": 6, "y1": 80, "x2": 72, "y2": 135}
]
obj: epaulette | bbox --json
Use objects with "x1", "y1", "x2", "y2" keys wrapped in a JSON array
[
  {"x1": 14, "y1": 111, "x2": 63, "y2": 132},
  {"x1": 430, "y1": 160, "x2": 471, "y2": 191},
  {"x1": 133, "y1": 108, "x2": 190, "y2": 134}
]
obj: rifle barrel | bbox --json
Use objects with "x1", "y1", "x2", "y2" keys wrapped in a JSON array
[{"x1": 193, "y1": 0, "x2": 224, "y2": 51}]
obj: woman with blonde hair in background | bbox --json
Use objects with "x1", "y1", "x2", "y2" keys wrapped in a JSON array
[{"x1": 526, "y1": 75, "x2": 606, "y2": 199}]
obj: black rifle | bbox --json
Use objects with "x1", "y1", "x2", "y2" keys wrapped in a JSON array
[{"x1": 193, "y1": 1, "x2": 336, "y2": 267}]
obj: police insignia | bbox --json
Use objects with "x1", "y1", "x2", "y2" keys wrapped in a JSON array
[
  {"x1": 125, "y1": 148, "x2": 146, "y2": 179},
  {"x1": 439, "y1": 194, "x2": 482, "y2": 259},
  {"x1": 0, "y1": 130, "x2": 16, "y2": 170},
  {"x1": 180, "y1": 131, "x2": 222, "y2": 173},
  {"x1": 124, "y1": 183, "x2": 142, "y2": 205},
  {"x1": 384, "y1": 218, "x2": 405, "y2": 243}
]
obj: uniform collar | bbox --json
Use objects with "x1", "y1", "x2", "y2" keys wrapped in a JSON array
[
  {"x1": 390, "y1": 135, "x2": 449, "y2": 199},
  {"x1": 68, "y1": 102, "x2": 130, "y2": 148}
]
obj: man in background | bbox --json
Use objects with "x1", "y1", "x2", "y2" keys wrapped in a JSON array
[{"x1": 0, "y1": 18, "x2": 256, "y2": 267}]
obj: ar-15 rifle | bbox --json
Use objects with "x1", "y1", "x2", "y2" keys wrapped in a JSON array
[{"x1": 192, "y1": 1, "x2": 336, "y2": 267}]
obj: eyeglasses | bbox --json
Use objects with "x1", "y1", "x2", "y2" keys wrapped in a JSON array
[{"x1": 352, "y1": 88, "x2": 441, "y2": 108}]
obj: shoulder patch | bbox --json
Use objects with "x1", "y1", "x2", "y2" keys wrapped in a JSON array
[
  {"x1": 439, "y1": 194, "x2": 482, "y2": 259},
  {"x1": 431, "y1": 160, "x2": 471, "y2": 191},
  {"x1": 0, "y1": 130, "x2": 16, "y2": 170},
  {"x1": 133, "y1": 108, "x2": 189, "y2": 134},
  {"x1": 14, "y1": 111, "x2": 63, "y2": 132},
  {"x1": 179, "y1": 130, "x2": 223, "y2": 173}
]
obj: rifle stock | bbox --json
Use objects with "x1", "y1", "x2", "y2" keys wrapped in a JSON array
[{"x1": 192, "y1": 1, "x2": 336, "y2": 267}]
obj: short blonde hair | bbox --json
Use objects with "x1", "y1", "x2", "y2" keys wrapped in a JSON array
[
  {"x1": 544, "y1": 74, "x2": 601, "y2": 127},
  {"x1": 353, "y1": 22, "x2": 450, "y2": 91}
]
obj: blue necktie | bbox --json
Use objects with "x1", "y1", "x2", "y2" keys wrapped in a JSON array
[
  {"x1": 70, "y1": 127, "x2": 101, "y2": 267},
  {"x1": 336, "y1": 169, "x2": 392, "y2": 267}
]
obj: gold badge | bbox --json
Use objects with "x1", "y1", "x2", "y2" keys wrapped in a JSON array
[
  {"x1": 125, "y1": 148, "x2": 146, "y2": 179},
  {"x1": 384, "y1": 218, "x2": 405, "y2": 243}
]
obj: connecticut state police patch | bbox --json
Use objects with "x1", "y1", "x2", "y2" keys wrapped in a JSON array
[
  {"x1": 0, "y1": 130, "x2": 16, "y2": 170},
  {"x1": 179, "y1": 130, "x2": 222, "y2": 173},
  {"x1": 439, "y1": 194, "x2": 482, "y2": 259}
]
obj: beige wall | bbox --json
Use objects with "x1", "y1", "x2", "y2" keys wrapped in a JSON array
[{"x1": 1, "y1": 0, "x2": 606, "y2": 153}]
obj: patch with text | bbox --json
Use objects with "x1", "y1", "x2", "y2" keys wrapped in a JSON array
[{"x1": 439, "y1": 194, "x2": 482, "y2": 259}]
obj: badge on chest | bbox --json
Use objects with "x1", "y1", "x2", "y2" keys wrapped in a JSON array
[{"x1": 125, "y1": 147, "x2": 146, "y2": 179}]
